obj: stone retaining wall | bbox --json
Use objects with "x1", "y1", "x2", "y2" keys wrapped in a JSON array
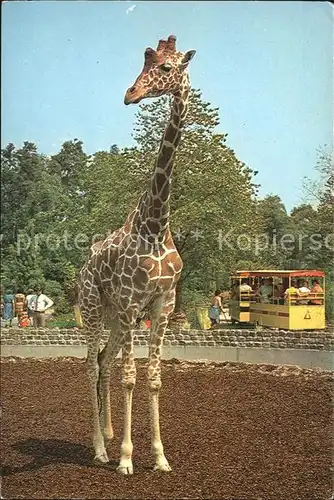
[{"x1": 1, "y1": 328, "x2": 333, "y2": 351}]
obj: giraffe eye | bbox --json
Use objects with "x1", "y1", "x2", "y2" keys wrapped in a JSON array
[{"x1": 160, "y1": 63, "x2": 172, "y2": 73}]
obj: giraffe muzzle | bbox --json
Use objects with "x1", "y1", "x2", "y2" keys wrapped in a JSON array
[{"x1": 124, "y1": 85, "x2": 143, "y2": 105}]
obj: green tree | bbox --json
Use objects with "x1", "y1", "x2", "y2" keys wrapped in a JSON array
[
  {"x1": 48, "y1": 139, "x2": 88, "y2": 193},
  {"x1": 1, "y1": 142, "x2": 73, "y2": 309},
  {"x1": 303, "y1": 149, "x2": 334, "y2": 320}
]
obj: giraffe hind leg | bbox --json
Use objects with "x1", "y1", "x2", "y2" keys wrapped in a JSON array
[
  {"x1": 80, "y1": 282, "x2": 109, "y2": 464},
  {"x1": 85, "y1": 333, "x2": 110, "y2": 464},
  {"x1": 97, "y1": 319, "x2": 123, "y2": 444}
]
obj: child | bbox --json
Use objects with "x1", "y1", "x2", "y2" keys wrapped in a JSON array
[{"x1": 18, "y1": 311, "x2": 30, "y2": 328}]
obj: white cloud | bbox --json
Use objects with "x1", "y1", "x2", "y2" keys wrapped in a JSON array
[{"x1": 126, "y1": 4, "x2": 136, "y2": 15}]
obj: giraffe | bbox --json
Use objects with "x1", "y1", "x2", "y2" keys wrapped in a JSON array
[{"x1": 78, "y1": 35, "x2": 196, "y2": 475}]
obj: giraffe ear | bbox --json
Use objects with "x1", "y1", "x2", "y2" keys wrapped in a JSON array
[{"x1": 180, "y1": 50, "x2": 196, "y2": 66}]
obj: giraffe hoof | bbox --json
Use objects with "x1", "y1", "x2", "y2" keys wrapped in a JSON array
[
  {"x1": 116, "y1": 459, "x2": 134, "y2": 475},
  {"x1": 93, "y1": 451, "x2": 109, "y2": 464},
  {"x1": 116, "y1": 465, "x2": 134, "y2": 475},
  {"x1": 153, "y1": 461, "x2": 172, "y2": 472}
]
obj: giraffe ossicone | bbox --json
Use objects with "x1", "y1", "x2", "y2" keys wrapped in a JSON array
[{"x1": 78, "y1": 35, "x2": 196, "y2": 475}]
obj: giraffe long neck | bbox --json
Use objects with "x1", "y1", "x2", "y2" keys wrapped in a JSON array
[{"x1": 136, "y1": 76, "x2": 190, "y2": 242}]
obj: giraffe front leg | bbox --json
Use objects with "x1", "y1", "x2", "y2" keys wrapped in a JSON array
[
  {"x1": 149, "y1": 377, "x2": 171, "y2": 472},
  {"x1": 116, "y1": 329, "x2": 136, "y2": 475},
  {"x1": 148, "y1": 297, "x2": 174, "y2": 472}
]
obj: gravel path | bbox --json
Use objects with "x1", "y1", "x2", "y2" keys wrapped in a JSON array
[{"x1": 1, "y1": 358, "x2": 333, "y2": 499}]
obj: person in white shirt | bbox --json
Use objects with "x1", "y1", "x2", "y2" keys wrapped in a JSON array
[
  {"x1": 25, "y1": 289, "x2": 35, "y2": 326},
  {"x1": 237, "y1": 280, "x2": 253, "y2": 298},
  {"x1": 28, "y1": 288, "x2": 54, "y2": 328},
  {"x1": 298, "y1": 280, "x2": 311, "y2": 305}
]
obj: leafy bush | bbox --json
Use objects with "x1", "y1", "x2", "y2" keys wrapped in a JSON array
[
  {"x1": 325, "y1": 281, "x2": 334, "y2": 323},
  {"x1": 181, "y1": 288, "x2": 211, "y2": 329},
  {"x1": 46, "y1": 312, "x2": 77, "y2": 328}
]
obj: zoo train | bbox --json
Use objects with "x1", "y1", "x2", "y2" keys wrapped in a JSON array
[{"x1": 228, "y1": 269, "x2": 325, "y2": 330}]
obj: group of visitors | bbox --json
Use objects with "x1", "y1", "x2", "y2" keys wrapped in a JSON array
[
  {"x1": 209, "y1": 278, "x2": 324, "y2": 327},
  {"x1": 1, "y1": 288, "x2": 54, "y2": 328},
  {"x1": 284, "y1": 279, "x2": 323, "y2": 305},
  {"x1": 231, "y1": 278, "x2": 323, "y2": 305}
]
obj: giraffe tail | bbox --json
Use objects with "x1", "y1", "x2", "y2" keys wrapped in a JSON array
[{"x1": 97, "y1": 349, "x2": 103, "y2": 416}]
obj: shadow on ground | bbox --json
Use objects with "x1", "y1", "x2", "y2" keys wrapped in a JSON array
[{"x1": 3, "y1": 438, "x2": 118, "y2": 476}]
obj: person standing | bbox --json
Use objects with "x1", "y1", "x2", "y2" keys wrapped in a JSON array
[
  {"x1": 28, "y1": 288, "x2": 54, "y2": 328},
  {"x1": 209, "y1": 290, "x2": 223, "y2": 328},
  {"x1": 3, "y1": 290, "x2": 14, "y2": 327},
  {"x1": 25, "y1": 289, "x2": 35, "y2": 326},
  {"x1": 14, "y1": 290, "x2": 26, "y2": 320}
]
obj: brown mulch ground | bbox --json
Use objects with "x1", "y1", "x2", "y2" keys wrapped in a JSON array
[{"x1": 1, "y1": 358, "x2": 333, "y2": 500}]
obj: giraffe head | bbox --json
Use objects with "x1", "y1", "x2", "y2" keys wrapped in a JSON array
[{"x1": 124, "y1": 35, "x2": 196, "y2": 105}]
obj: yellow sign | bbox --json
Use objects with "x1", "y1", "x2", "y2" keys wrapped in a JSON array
[{"x1": 304, "y1": 310, "x2": 311, "y2": 320}]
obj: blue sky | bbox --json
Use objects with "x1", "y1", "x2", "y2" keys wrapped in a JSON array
[{"x1": 2, "y1": 1, "x2": 333, "y2": 211}]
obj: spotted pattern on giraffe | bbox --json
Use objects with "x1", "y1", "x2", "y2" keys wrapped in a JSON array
[{"x1": 79, "y1": 34, "x2": 196, "y2": 474}]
